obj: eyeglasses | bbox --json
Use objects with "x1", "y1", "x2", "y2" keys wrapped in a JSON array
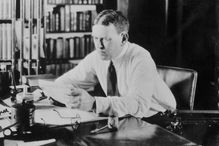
[{"x1": 53, "y1": 109, "x2": 81, "y2": 130}]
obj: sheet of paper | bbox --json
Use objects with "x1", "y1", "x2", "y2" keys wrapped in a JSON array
[
  {"x1": 0, "y1": 104, "x2": 11, "y2": 119},
  {"x1": 38, "y1": 80, "x2": 73, "y2": 106},
  {"x1": 4, "y1": 138, "x2": 56, "y2": 146},
  {"x1": 34, "y1": 107, "x2": 107, "y2": 125}
]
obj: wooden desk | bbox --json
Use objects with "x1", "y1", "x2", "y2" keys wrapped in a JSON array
[
  {"x1": 73, "y1": 117, "x2": 197, "y2": 146},
  {"x1": 2, "y1": 116, "x2": 197, "y2": 146},
  {"x1": 178, "y1": 110, "x2": 219, "y2": 146}
]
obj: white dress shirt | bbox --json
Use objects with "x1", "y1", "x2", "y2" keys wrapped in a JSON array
[{"x1": 55, "y1": 42, "x2": 176, "y2": 118}]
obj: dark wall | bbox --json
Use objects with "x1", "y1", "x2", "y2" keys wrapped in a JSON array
[
  {"x1": 96, "y1": 0, "x2": 117, "y2": 13},
  {"x1": 127, "y1": 0, "x2": 219, "y2": 110},
  {"x1": 128, "y1": 0, "x2": 169, "y2": 64}
]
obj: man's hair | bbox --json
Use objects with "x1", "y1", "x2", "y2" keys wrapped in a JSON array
[{"x1": 94, "y1": 9, "x2": 129, "y2": 34}]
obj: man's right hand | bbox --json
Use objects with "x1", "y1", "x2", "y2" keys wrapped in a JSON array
[{"x1": 65, "y1": 88, "x2": 96, "y2": 112}]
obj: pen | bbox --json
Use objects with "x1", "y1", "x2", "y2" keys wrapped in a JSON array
[
  {"x1": 90, "y1": 125, "x2": 108, "y2": 134},
  {"x1": 34, "y1": 92, "x2": 47, "y2": 103}
]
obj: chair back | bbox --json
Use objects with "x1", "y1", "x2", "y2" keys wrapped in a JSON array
[{"x1": 157, "y1": 65, "x2": 198, "y2": 110}]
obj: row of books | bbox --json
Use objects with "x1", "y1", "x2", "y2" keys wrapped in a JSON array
[
  {"x1": 0, "y1": 23, "x2": 12, "y2": 60},
  {"x1": 47, "y1": 0, "x2": 103, "y2": 5},
  {"x1": 24, "y1": 0, "x2": 43, "y2": 20},
  {"x1": 46, "y1": 7, "x2": 93, "y2": 32},
  {"x1": 45, "y1": 35, "x2": 94, "y2": 59},
  {"x1": 0, "y1": 0, "x2": 13, "y2": 20},
  {"x1": 45, "y1": 62, "x2": 77, "y2": 76},
  {"x1": 22, "y1": 27, "x2": 45, "y2": 60}
]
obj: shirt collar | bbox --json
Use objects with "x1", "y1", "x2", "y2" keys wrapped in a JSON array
[{"x1": 112, "y1": 42, "x2": 129, "y2": 63}]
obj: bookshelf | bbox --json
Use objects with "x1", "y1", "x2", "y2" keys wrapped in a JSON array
[
  {"x1": 17, "y1": 0, "x2": 45, "y2": 77},
  {"x1": 0, "y1": 0, "x2": 16, "y2": 97},
  {"x1": 44, "y1": 0, "x2": 104, "y2": 76},
  {"x1": 0, "y1": 0, "x2": 16, "y2": 71}
]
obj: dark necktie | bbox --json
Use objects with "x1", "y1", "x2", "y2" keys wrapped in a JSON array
[{"x1": 107, "y1": 61, "x2": 119, "y2": 96}]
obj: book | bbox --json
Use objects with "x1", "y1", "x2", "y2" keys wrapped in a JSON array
[
  {"x1": 80, "y1": 36, "x2": 85, "y2": 57},
  {"x1": 2, "y1": 23, "x2": 7, "y2": 59},
  {"x1": 64, "y1": 38, "x2": 69, "y2": 59},
  {"x1": 22, "y1": 74, "x2": 56, "y2": 86},
  {"x1": 23, "y1": 28, "x2": 31, "y2": 60},
  {"x1": 60, "y1": 6, "x2": 65, "y2": 32},
  {"x1": 49, "y1": 38, "x2": 56, "y2": 59},
  {"x1": 64, "y1": 5, "x2": 70, "y2": 32},
  {"x1": 74, "y1": 37, "x2": 80, "y2": 58},
  {"x1": 56, "y1": 37, "x2": 64, "y2": 59},
  {"x1": 6, "y1": 24, "x2": 12, "y2": 59},
  {"x1": 31, "y1": 34, "x2": 38, "y2": 59},
  {"x1": 69, "y1": 37, "x2": 75, "y2": 58},
  {"x1": 76, "y1": 11, "x2": 83, "y2": 31},
  {"x1": 70, "y1": 6, "x2": 77, "y2": 31}
]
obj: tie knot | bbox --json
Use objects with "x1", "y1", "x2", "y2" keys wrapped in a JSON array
[
  {"x1": 109, "y1": 61, "x2": 115, "y2": 72},
  {"x1": 109, "y1": 61, "x2": 113, "y2": 66}
]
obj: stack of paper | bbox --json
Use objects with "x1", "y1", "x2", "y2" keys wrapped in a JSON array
[{"x1": 38, "y1": 81, "x2": 72, "y2": 106}]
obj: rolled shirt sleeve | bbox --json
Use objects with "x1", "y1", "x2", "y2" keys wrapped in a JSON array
[{"x1": 55, "y1": 54, "x2": 98, "y2": 91}]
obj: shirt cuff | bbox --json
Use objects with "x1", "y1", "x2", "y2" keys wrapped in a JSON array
[{"x1": 94, "y1": 96, "x2": 111, "y2": 115}]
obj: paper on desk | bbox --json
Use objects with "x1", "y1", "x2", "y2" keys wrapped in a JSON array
[
  {"x1": 34, "y1": 107, "x2": 107, "y2": 125},
  {"x1": 4, "y1": 138, "x2": 56, "y2": 146},
  {"x1": 38, "y1": 80, "x2": 73, "y2": 106},
  {"x1": 0, "y1": 104, "x2": 11, "y2": 119}
]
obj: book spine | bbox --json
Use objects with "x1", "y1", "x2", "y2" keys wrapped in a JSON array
[
  {"x1": 70, "y1": 5, "x2": 76, "y2": 32},
  {"x1": 64, "y1": 5, "x2": 70, "y2": 32},
  {"x1": 60, "y1": 7, "x2": 65, "y2": 32},
  {"x1": 7, "y1": 24, "x2": 12, "y2": 59},
  {"x1": 32, "y1": 34, "x2": 38, "y2": 59},
  {"x1": 8, "y1": 0, "x2": 12, "y2": 19},
  {"x1": 0, "y1": 0, "x2": 2, "y2": 19},
  {"x1": 69, "y1": 37, "x2": 74, "y2": 58},
  {"x1": 64, "y1": 38, "x2": 69, "y2": 59},
  {"x1": 55, "y1": 12, "x2": 60, "y2": 32},
  {"x1": 74, "y1": 37, "x2": 80, "y2": 58},
  {"x1": 2, "y1": 23, "x2": 7, "y2": 60},
  {"x1": 23, "y1": 28, "x2": 31, "y2": 60},
  {"x1": 56, "y1": 37, "x2": 63, "y2": 59},
  {"x1": 80, "y1": 36, "x2": 84, "y2": 58}
]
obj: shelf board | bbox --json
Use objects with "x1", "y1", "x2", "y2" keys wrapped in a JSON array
[
  {"x1": 68, "y1": 59, "x2": 81, "y2": 64},
  {"x1": 0, "y1": 20, "x2": 12, "y2": 23},
  {"x1": 46, "y1": 32, "x2": 92, "y2": 38},
  {"x1": 46, "y1": 4, "x2": 96, "y2": 11},
  {"x1": 46, "y1": 59, "x2": 82, "y2": 64},
  {"x1": 0, "y1": 60, "x2": 12, "y2": 63},
  {"x1": 0, "y1": 62, "x2": 12, "y2": 68}
]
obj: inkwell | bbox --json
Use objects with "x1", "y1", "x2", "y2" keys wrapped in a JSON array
[{"x1": 9, "y1": 69, "x2": 35, "y2": 135}]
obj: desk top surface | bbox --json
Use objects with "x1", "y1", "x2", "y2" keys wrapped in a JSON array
[
  {"x1": 2, "y1": 116, "x2": 196, "y2": 146},
  {"x1": 73, "y1": 117, "x2": 196, "y2": 146}
]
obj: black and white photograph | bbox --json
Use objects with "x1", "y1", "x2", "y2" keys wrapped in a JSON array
[{"x1": 0, "y1": 0, "x2": 219, "y2": 145}]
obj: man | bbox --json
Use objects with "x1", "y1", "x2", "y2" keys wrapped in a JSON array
[{"x1": 55, "y1": 10, "x2": 176, "y2": 126}]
